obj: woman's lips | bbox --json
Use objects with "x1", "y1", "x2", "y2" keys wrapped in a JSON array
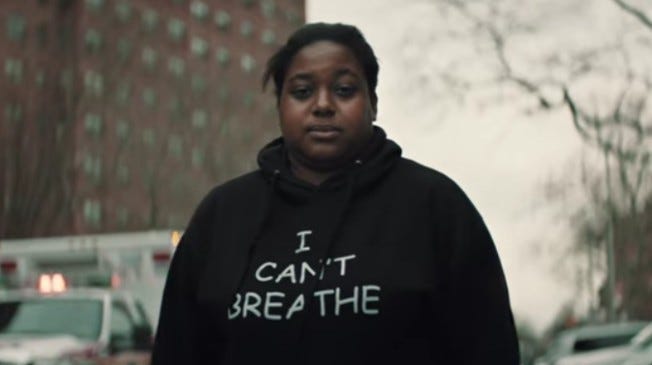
[{"x1": 307, "y1": 125, "x2": 341, "y2": 139}]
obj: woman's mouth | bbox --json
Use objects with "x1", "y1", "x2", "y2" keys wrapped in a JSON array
[{"x1": 307, "y1": 125, "x2": 341, "y2": 139}]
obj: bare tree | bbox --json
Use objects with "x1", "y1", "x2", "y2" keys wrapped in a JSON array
[{"x1": 411, "y1": 0, "x2": 652, "y2": 320}]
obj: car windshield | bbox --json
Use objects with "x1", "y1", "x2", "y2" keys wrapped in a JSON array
[{"x1": 0, "y1": 298, "x2": 103, "y2": 340}]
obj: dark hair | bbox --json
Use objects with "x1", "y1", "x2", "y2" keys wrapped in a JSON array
[{"x1": 262, "y1": 22, "x2": 379, "y2": 105}]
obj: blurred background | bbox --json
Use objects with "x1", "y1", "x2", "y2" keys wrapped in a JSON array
[{"x1": 0, "y1": 1, "x2": 651, "y2": 364}]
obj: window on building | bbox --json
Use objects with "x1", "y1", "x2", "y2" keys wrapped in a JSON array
[
  {"x1": 261, "y1": 0, "x2": 276, "y2": 18},
  {"x1": 4, "y1": 59, "x2": 23, "y2": 84},
  {"x1": 142, "y1": 88, "x2": 156, "y2": 107},
  {"x1": 168, "y1": 57, "x2": 185, "y2": 77},
  {"x1": 84, "y1": 70, "x2": 104, "y2": 96},
  {"x1": 84, "y1": 29, "x2": 103, "y2": 53},
  {"x1": 85, "y1": 0, "x2": 104, "y2": 12},
  {"x1": 168, "y1": 18, "x2": 186, "y2": 41},
  {"x1": 190, "y1": 1, "x2": 209, "y2": 21},
  {"x1": 35, "y1": 70, "x2": 45, "y2": 88},
  {"x1": 215, "y1": 47, "x2": 230, "y2": 67},
  {"x1": 116, "y1": 164, "x2": 129, "y2": 185},
  {"x1": 6, "y1": 14, "x2": 26, "y2": 42},
  {"x1": 36, "y1": 23, "x2": 48, "y2": 48},
  {"x1": 168, "y1": 135, "x2": 183, "y2": 158},
  {"x1": 116, "y1": 119, "x2": 129, "y2": 141},
  {"x1": 116, "y1": 206, "x2": 129, "y2": 227},
  {"x1": 214, "y1": 11, "x2": 231, "y2": 31},
  {"x1": 192, "y1": 147, "x2": 204, "y2": 168},
  {"x1": 83, "y1": 199, "x2": 102, "y2": 227},
  {"x1": 243, "y1": 91, "x2": 255, "y2": 109},
  {"x1": 261, "y1": 29, "x2": 276, "y2": 45},
  {"x1": 4, "y1": 104, "x2": 23, "y2": 123},
  {"x1": 192, "y1": 109, "x2": 207, "y2": 129},
  {"x1": 142, "y1": 128, "x2": 155, "y2": 147},
  {"x1": 84, "y1": 114, "x2": 102, "y2": 136},
  {"x1": 141, "y1": 46, "x2": 158, "y2": 69},
  {"x1": 115, "y1": 2, "x2": 132, "y2": 22},
  {"x1": 60, "y1": 69, "x2": 72, "y2": 91},
  {"x1": 115, "y1": 81, "x2": 131, "y2": 106},
  {"x1": 241, "y1": 0, "x2": 255, "y2": 8},
  {"x1": 240, "y1": 20, "x2": 253, "y2": 37},
  {"x1": 190, "y1": 37, "x2": 208, "y2": 58},
  {"x1": 285, "y1": 9, "x2": 300, "y2": 26},
  {"x1": 191, "y1": 74, "x2": 206, "y2": 93},
  {"x1": 142, "y1": 9, "x2": 158, "y2": 31},
  {"x1": 83, "y1": 154, "x2": 102, "y2": 183},
  {"x1": 240, "y1": 54, "x2": 256, "y2": 73},
  {"x1": 117, "y1": 38, "x2": 132, "y2": 61}
]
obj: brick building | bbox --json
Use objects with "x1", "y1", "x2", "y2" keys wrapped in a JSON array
[{"x1": 0, "y1": 0, "x2": 305, "y2": 238}]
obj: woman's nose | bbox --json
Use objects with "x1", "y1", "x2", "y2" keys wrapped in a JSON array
[{"x1": 312, "y1": 88, "x2": 335, "y2": 117}]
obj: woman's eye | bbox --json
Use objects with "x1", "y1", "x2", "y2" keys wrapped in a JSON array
[
  {"x1": 335, "y1": 85, "x2": 357, "y2": 97},
  {"x1": 290, "y1": 86, "x2": 312, "y2": 99}
]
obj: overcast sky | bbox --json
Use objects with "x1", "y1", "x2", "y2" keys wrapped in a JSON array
[{"x1": 305, "y1": 0, "x2": 608, "y2": 333}]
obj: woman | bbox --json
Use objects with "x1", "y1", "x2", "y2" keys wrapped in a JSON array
[{"x1": 151, "y1": 23, "x2": 519, "y2": 364}]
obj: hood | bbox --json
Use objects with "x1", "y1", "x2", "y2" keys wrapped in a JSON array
[
  {"x1": 257, "y1": 126, "x2": 401, "y2": 200},
  {"x1": 0, "y1": 334, "x2": 89, "y2": 364}
]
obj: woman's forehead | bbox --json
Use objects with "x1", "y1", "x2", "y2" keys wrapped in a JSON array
[{"x1": 285, "y1": 41, "x2": 365, "y2": 80}]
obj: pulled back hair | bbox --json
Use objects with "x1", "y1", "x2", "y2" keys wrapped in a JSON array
[{"x1": 262, "y1": 22, "x2": 379, "y2": 105}]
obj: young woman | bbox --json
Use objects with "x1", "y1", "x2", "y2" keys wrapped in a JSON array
[{"x1": 152, "y1": 23, "x2": 520, "y2": 365}]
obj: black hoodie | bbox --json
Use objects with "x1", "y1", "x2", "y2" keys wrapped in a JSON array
[{"x1": 151, "y1": 127, "x2": 520, "y2": 365}]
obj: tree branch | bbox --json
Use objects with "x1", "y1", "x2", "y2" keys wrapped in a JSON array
[{"x1": 612, "y1": 0, "x2": 652, "y2": 31}]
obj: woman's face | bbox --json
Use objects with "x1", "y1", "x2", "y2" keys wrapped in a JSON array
[{"x1": 278, "y1": 40, "x2": 376, "y2": 172}]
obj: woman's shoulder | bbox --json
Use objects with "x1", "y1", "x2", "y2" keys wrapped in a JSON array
[{"x1": 393, "y1": 157, "x2": 463, "y2": 192}]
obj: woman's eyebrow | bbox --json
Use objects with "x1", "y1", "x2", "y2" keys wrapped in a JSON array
[{"x1": 286, "y1": 73, "x2": 313, "y2": 83}]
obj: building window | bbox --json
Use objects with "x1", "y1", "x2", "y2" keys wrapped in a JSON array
[
  {"x1": 142, "y1": 88, "x2": 156, "y2": 107},
  {"x1": 168, "y1": 57, "x2": 185, "y2": 77},
  {"x1": 35, "y1": 70, "x2": 45, "y2": 88},
  {"x1": 243, "y1": 91, "x2": 254, "y2": 109},
  {"x1": 117, "y1": 38, "x2": 132, "y2": 60},
  {"x1": 116, "y1": 164, "x2": 129, "y2": 184},
  {"x1": 84, "y1": 113, "x2": 102, "y2": 136},
  {"x1": 240, "y1": 54, "x2": 256, "y2": 73},
  {"x1": 241, "y1": 0, "x2": 255, "y2": 8},
  {"x1": 83, "y1": 154, "x2": 102, "y2": 183},
  {"x1": 142, "y1": 128, "x2": 155, "y2": 147},
  {"x1": 116, "y1": 119, "x2": 129, "y2": 141},
  {"x1": 85, "y1": 0, "x2": 104, "y2": 12},
  {"x1": 115, "y1": 81, "x2": 130, "y2": 105},
  {"x1": 6, "y1": 14, "x2": 26, "y2": 42},
  {"x1": 168, "y1": 18, "x2": 186, "y2": 41},
  {"x1": 215, "y1": 47, "x2": 230, "y2": 66},
  {"x1": 84, "y1": 70, "x2": 104, "y2": 96},
  {"x1": 261, "y1": 0, "x2": 276, "y2": 18},
  {"x1": 261, "y1": 29, "x2": 275, "y2": 45},
  {"x1": 142, "y1": 9, "x2": 158, "y2": 31},
  {"x1": 191, "y1": 74, "x2": 206, "y2": 93},
  {"x1": 190, "y1": 37, "x2": 208, "y2": 58},
  {"x1": 4, "y1": 59, "x2": 23, "y2": 83},
  {"x1": 83, "y1": 199, "x2": 102, "y2": 227},
  {"x1": 191, "y1": 147, "x2": 204, "y2": 168},
  {"x1": 285, "y1": 9, "x2": 300, "y2": 26},
  {"x1": 36, "y1": 23, "x2": 48, "y2": 48},
  {"x1": 84, "y1": 28, "x2": 103, "y2": 52},
  {"x1": 60, "y1": 69, "x2": 72, "y2": 91},
  {"x1": 192, "y1": 109, "x2": 207, "y2": 129},
  {"x1": 214, "y1": 11, "x2": 231, "y2": 30},
  {"x1": 116, "y1": 206, "x2": 129, "y2": 227},
  {"x1": 168, "y1": 135, "x2": 183, "y2": 158},
  {"x1": 240, "y1": 20, "x2": 253, "y2": 37},
  {"x1": 141, "y1": 46, "x2": 158, "y2": 69},
  {"x1": 4, "y1": 104, "x2": 23, "y2": 123},
  {"x1": 190, "y1": 1, "x2": 209, "y2": 21},
  {"x1": 115, "y1": 2, "x2": 132, "y2": 22}
]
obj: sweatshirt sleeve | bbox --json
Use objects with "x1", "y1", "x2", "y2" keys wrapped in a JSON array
[
  {"x1": 431, "y1": 180, "x2": 520, "y2": 364},
  {"x1": 150, "y1": 192, "x2": 215, "y2": 365}
]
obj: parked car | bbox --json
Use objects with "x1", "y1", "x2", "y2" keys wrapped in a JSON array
[
  {"x1": 0, "y1": 287, "x2": 153, "y2": 365},
  {"x1": 534, "y1": 321, "x2": 649, "y2": 365},
  {"x1": 620, "y1": 322, "x2": 652, "y2": 365}
]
